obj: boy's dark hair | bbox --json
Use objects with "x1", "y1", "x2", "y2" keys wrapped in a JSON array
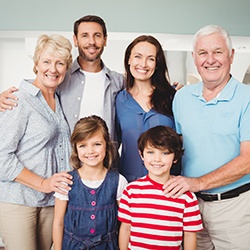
[
  {"x1": 138, "y1": 125, "x2": 183, "y2": 161},
  {"x1": 73, "y1": 15, "x2": 107, "y2": 37}
]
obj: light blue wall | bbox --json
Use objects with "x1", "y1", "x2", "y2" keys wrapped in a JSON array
[{"x1": 0, "y1": 0, "x2": 250, "y2": 36}]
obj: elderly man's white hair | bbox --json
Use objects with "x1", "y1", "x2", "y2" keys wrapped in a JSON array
[{"x1": 192, "y1": 25, "x2": 233, "y2": 56}]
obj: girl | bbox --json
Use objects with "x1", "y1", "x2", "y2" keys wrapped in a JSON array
[{"x1": 53, "y1": 115, "x2": 128, "y2": 250}]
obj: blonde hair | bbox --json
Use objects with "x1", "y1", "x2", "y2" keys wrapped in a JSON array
[
  {"x1": 33, "y1": 34, "x2": 72, "y2": 74},
  {"x1": 70, "y1": 115, "x2": 114, "y2": 170}
]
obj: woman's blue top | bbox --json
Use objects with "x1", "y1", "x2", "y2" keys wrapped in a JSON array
[{"x1": 115, "y1": 89, "x2": 179, "y2": 182}]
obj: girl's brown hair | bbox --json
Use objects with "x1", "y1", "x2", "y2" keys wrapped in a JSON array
[{"x1": 70, "y1": 115, "x2": 114, "y2": 170}]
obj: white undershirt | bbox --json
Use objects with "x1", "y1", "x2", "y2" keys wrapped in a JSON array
[
  {"x1": 54, "y1": 174, "x2": 128, "y2": 201},
  {"x1": 79, "y1": 69, "x2": 105, "y2": 119}
]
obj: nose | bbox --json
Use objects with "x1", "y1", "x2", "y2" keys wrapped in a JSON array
[
  {"x1": 206, "y1": 53, "x2": 216, "y2": 64},
  {"x1": 153, "y1": 152, "x2": 161, "y2": 161},
  {"x1": 88, "y1": 35, "x2": 95, "y2": 45},
  {"x1": 140, "y1": 57, "x2": 147, "y2": 67},
  {"x1": 86, "y1": 145, "x2": 94, "y2": 153},
  {"x1": 49, "y1": 63, "x2": 57, "y2": 72}
]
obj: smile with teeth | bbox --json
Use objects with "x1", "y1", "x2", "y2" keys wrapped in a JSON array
[
  {"x1": 46, "y1": 74, "x2": 58, "y2": 80},
  {"x1": 136, "y1": 68, "x2": 148, "y2": 74},
  {"x1": 151, "y1": 164, "x2": 163, "y2": 169},
  {"x1": 86, "y1": 155, "x2": 98, "y2": 160},
  {"x1": 205, "y1": 66, "x2": 219, "y2": 70},
  {"x1": 86, "y1": 46, "x2": 99, "y2": 53}
]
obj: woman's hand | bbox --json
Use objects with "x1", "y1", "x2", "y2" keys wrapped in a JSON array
[
  {"x1": 41, "y1": 172, "x2": 73, "y2": 195},
  {"x1": 15, "y1": 168, "x2": 73, "y2": 195}
]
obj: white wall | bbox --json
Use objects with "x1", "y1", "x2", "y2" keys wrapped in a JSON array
[{"x1": 1, "y1": 31, "x2": 250, "y2": 94}]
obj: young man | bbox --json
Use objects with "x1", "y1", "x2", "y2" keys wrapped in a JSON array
[
  {"x1": 118, "y1": 125, "x2": 202, "y2": 250},
  {"x1": 164, "y1": 25, "x2": 250, "y2": 249},
  {"x1": 0, "y1": 15, "x2": 125, "y2": 141}
]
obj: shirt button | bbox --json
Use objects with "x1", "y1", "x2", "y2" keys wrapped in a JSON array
[
  {"x1": 91, "y1": 201, "x2": 96, "y2": 206},
  {"x1": 90, "y1": 190, "x2": 95, "y2": 195},
  {"x1": 81, "y1": 81, "x2": 84, "y2": 84},
  {"x1": 77, "y1": 97, "x2": 81, "y2": 100},
  {"x1": 90, "y1": 229, "x2": 95, "y2": 234},
  {"x1": 74, "y1": 114, "x2": 78, "y2": 118},
  {"x1": 90, "y1": 214, "x2": 95, "y2": 220}
]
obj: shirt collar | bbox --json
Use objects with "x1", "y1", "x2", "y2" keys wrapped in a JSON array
[
  {"x1": 192, "y1": 76, "x2": 237, "y2": 103},
  {"x1": 70, "y1": 57, "x2": 111, "y2": 79},
  {"x1": 20, "y1": 79, "x2": 41, "y2": 96}
]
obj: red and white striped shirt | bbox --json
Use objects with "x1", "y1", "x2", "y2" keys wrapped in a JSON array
[{"x1": 118, "y1": 175, "x2": 203, "y2": 250}]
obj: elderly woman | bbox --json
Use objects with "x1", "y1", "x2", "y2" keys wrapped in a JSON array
[{"x1": 0, "y1": 34, "x2": 73, "y2": 250}]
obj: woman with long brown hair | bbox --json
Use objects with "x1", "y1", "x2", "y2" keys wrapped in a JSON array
[{"x1": 116, "y1": 35, "x2": 181, "y2": 182}]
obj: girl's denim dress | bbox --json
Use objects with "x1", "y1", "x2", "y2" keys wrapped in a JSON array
[{"x1": 63, "y1": 169, "x2": 119, "y2": 250}]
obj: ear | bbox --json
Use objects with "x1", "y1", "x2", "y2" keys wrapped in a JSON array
[
  {"x1": 73, "y1": 35, "x2": 78, "y2": 47},
  {"x1": 138, "y1": 150, "x2": 144, "y2": 161},
  {"x1": 128, "y1": 57, "x2": 131, "y2": 65},
  {"x1": 34, "y1": 64, "x2": 38, "y2": 73},
  {"x1": 230, "y1": 49, "x2": 235, "y2": 64},
  {"x1": 173, "y1": 159, "x2": 178, "y2": 164},
  {"x1": 191, "y1": 51, "x2": 197, "y2": 66},
  {"x1": 103, "y1": 35, "x2": 108, "y2": 47}
]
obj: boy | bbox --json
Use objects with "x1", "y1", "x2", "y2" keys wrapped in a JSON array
[{"x1": 118, "y1": 125, "x2": 203, "y2": 250}]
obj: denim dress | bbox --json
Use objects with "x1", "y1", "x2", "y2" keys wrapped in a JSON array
[{"x1": 62, "y1": 169, "x2": 119, "y2": 250}]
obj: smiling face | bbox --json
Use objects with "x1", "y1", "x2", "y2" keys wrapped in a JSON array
[
  {"x1": 140, "y1": 144, "x2": 176, "y2": 183},
  {"x1": 35, "y1": 49, "x2": 68, "y2": 91},
  {"x1": 128, "y1": 41, "x2": 157, "y2": 83},
  {"x1": 73, "y1": 22, "x2": 107, "y2": 62},
  {"x1": 192, "y1": 32, "x2": 234, "y2": 87},
  {"x1": 76, "y1": 130, "x2": 106, "y2": 169}
]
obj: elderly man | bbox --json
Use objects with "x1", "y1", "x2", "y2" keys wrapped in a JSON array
[{"x1": 164, "y1": 25, "x2": 250, "y2": 249}]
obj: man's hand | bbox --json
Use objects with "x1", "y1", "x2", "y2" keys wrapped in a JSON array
[
  {"x1": 163, "y1": 175, "x2": 202, "y2": 198},
  {"x1": 0, "y1": 86, "x2": 19, "y2": 112},
  {"x1": 172, "y1": 82, "x2": 184, "y2": 91}
]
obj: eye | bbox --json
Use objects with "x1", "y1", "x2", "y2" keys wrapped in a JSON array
[
  {"x1": 162, "y1": 151, "x2": 170, "y2": 155},
  {"x1": 214, "y1": 50, "x2": 222, "y2": 54},
  {"x1": 198, "y1": 51, "x2": 206, "y2": 56},
  {"x1": 95, "y1": 33, "x2": 102, "y2": 38},
  {"x1": 57, "y1": 62, "x2": 65, "y2": 66},
  {"x1": 134, "y1": 54, "x2": 141, "y2": 59},
  {"x1": 149, "y1": 57, "x2": 155, "y2": 62}
]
